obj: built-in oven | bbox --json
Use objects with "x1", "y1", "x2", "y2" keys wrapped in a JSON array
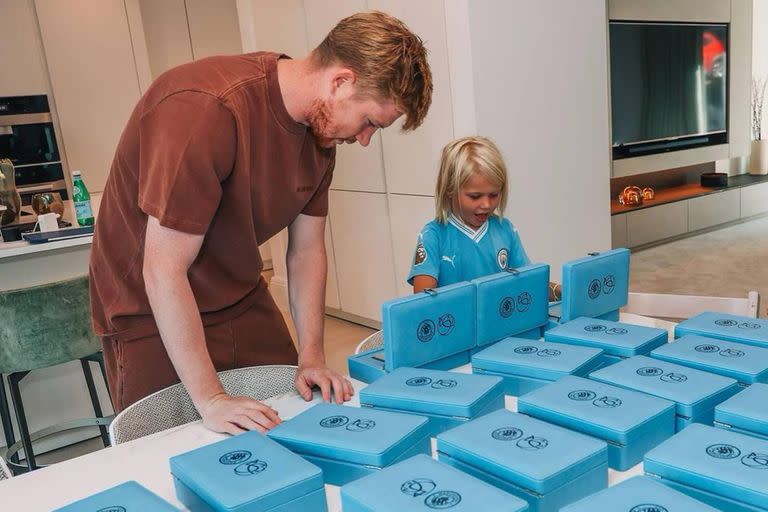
[{"x1": 0, "y1": 95, "x2": 68, "y2": 204}]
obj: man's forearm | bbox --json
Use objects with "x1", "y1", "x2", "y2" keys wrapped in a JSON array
[{"x1": 286, "y1": 245, "x2": 327, "y2": 364}]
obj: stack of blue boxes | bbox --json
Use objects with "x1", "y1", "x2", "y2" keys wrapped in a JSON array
[
  {"x1": 715, "y1": 383, "x2": 768, "y2": 440},
  {"x1": 675, "y1": 312, "x2": 768, "y2": 346},
  {"x1": 54, "y1": 481, "x2": 180, "y2": 511}
]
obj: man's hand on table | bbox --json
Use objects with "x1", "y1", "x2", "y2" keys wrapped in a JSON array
[
  {"x1": 295, "y1": 358, "x2": 354, "y2": 404},
  {"x1": 199, "y1": 392, "x2": 282, "y2": 435}
]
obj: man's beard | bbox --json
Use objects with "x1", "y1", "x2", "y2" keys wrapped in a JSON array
[{"x1": 307, "y1": 99, "x2": 337, "y2": 148}]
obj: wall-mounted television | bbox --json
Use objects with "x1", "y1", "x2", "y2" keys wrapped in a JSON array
[{"x1": 610, "y1": 22, "x2": 728, "y2": 160}]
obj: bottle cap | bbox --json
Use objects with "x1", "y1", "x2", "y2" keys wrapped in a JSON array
[{"x1": 72, "y1": 170, "x2": 82, "y2": 177}]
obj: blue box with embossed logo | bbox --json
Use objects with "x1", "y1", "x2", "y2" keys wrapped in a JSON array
[
  {"x1": 544, "y1": 316, "x2": 668, "y2": 366},
  {"x1": 715, "y1": 383, "x2": 768, "y2": 441},
  {"x1": 517, "y1": 376, "x2": 675, "y2": 470},
  {"x1": 644, "y1": 424, "x2": 768, "y2": 511},
  {"x1": 471, "y1": 338, "x2": 604, "y2": 396},
  {"x1": 358, "y1": 368, "x2": 505, "y2": 437},
  {"x1": 675, "y1": 312, "x2": 768, "y2": 348},
  {"x1": 54, "y1": 481, "x2": 180, "y2": 512},
  {"x1": 651, "y1": 334, "x2": 768, "y2": 386},
  {"x1": 266, "y1": 403, "x2": 431, "y2": 486},
  {"x1": 472, "y1": 264, "x2": 550, "y2": 347},
  {"x1": 589, "y1": 355, "x2": 741, "y2": 432},
  {"x1": 382, "y1": 282, "x2": 476, "y2": 371},
  {"x1": 560, "y1": 475, "x2": 720, "y2": 512},
  {"x1": 169, "y1": 430, "x2": 326, "y2": 512},
  {"x1": 435, "y1": 409, "x2": 607, "y2": 512},
  {"x1": 340, "y1": 454, "x2": 529, "y2": 512}
]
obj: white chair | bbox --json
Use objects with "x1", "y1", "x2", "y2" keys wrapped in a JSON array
[
  {"x1": 0, "y1": 455, "x2": 11, "y2": 481},
  {"x1": 354, "y1": 330, "x2": 384, "y2": 354},
  {"x1": 108, "y1": 365, "x2": 297, "y2": 445},
  {"x1": 623, "y1": 291, "x2": 760, "y2": 320}
]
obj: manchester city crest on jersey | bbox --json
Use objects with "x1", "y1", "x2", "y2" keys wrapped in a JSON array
[
  {"x1": 497, "y1": 248, "x2": 509, "y2": 270},
  {"x1": 414, "y1": 240, "x2": 428, "y2": 265}
]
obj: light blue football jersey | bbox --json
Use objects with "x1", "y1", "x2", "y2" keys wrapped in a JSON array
[{"x1": 407, "y1": 214, "x2": 530, "y2": 287}]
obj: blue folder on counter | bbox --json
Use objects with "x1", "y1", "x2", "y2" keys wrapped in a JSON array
[
  {"x1": 472, "y1": 264, "x2": 549, "y2": 347},
  {"x1": 340, "y1": 454, "x2": 529, "y2": 512},
  {"x1": 675, "y1": 312, "x2": 768, "y2": 348},
  {"x1": 436, "y1": 409, "x2": 607, "y2": 512},
  {"x1": 589, "y1": 355, "x2": 741, "y2": 431},
  {"x1": 651, "y1": 334, "x2": 768, "y2": 386},
  {"x1": 644, "y1": 424, "x2": 768, "y2": 512},
  {"x1": 517, "y1": 375, "x2": 675, "y2": 470},
  {"x1": 561, "y1": 475, "x2": 720, "y2": 512},
  {"x1": 54, "y1": 481, "x2": 179, "y2": 511},
  {"x1": 471, "y1": 337, "x2": 603, "y2": 396},
  {"x1": 359, "y1": 367, "x2": 505, "y2": 436},
  {"x1": 266, "y1": 403, "x2": 431, "y2": 486},
  {"x1": 169, "y1": 431, "x2": 326, "y2": 512},
  {"x1": 715, "y1": 383, "x2": 768, "y2": 440}
]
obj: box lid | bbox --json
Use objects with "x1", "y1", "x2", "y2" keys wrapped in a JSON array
[
  {"x1": 560, "y1": 248, "x2": 629, "y2": 323},
  {"x1": 589, "y1": 356, "x2": 740, "y2": 418},
  {"x1": 472, "y1": 338, "x2": 603, "y2": 380},
  {"x1": 472, "y1": 264, "x2": 549, "y2": 347},
  {"x1": 436, "y1": 409, "x2": 607, "y2": 495},
  {"x1": 561, "y1": 475, "x2": 720, "y2": 511},
  {"x1": 341, "y1": 454, "x2": 528, "y2": 511},
  {"x1": 715, "y1": 383, "x2": 768, "y2": 436},
  {"x1": 383, "y1": 281, "x2": 476, "y2": 371},
  {"x1": 675, "y1": 312, "x2": 768, "y2": 347},
  {"x1": 267, "y1": 403, "x2": 430, "y2": 468},
  {"x1": 359, "y1": 367, "x2": 503, "y2": 419},
  {"x1": 644, "y1": 424, "x2": 768, "y2": 508},
  {"x1": 54, "y1": 481, "x2": 179, "y2": 511},
  {"x1": 169, "y1": 431, "x2": 323, "y2": 512},
  {"x1": 651, "y1": 335, "x2": 768, "y2": 384},
  {"x1": 544, "y1": 317, "x2": 668, "y2": 357},
  {"x1": 518, "y1": 376, "x2": 675, "y2": 446}
]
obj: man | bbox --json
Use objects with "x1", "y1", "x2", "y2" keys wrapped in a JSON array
[{"x1": 89, "y1": 11, "x2": 432, "y2": 435}]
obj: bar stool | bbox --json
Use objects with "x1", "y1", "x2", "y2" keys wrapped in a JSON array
[{"x1": 0, "y1": 275, "x2": 112, "y2": 474}]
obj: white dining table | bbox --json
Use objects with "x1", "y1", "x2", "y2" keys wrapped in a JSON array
[{"x1": 1, "y1": 312, "x2": 673, "y2": 510}]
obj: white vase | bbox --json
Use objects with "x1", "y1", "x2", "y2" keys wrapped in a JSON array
[{"x1": 749, "y1": 139, "x2": 768, "y2": 175}]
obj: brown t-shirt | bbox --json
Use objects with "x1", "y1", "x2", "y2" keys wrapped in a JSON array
[{"x1": 90, "y1": 52, "x2": 335, "y2": 341}]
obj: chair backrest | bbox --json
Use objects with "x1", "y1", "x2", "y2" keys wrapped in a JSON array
[
  {"x1": 355, "y1": 330, "x2": 384, "y2": 354},
  {"x1": 108, "y1": 365, "x2": 297, "y2": 445},
  {"x1": 624, "y1": 291, "x2": 760, "y2": 320},
  {"x1": 0, "y1": 276, "x2": 101, "y2": 374},
  {"x1": 0, "y1": 455, "x2": 11, "y2": 481}
]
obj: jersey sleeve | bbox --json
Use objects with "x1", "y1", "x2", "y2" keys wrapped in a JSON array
[{"x1": 406, "y1": 223, "x2": 441, "y2": 285}]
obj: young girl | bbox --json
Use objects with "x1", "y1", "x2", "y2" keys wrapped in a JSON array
[{"x1": 408, "y1": 136, "x2": 561, "y2": 301}]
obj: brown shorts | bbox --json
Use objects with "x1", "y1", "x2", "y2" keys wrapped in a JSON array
[{"x1": 101, "y1": 286, "x2": 297, "y2": 413}]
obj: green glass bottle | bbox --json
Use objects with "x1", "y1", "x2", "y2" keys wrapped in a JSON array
[{"x1": 71, "y1": 170, "x2": 94, "y2": 226}]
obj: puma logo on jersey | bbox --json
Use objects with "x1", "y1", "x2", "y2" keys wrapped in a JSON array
[{"x1": 442, "y1": 254, "x2": 456, "y2": 268}]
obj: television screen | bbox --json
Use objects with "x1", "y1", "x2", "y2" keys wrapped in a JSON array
[{"x1": 610, "y1": 22, "x2": 728, "y2": 159}]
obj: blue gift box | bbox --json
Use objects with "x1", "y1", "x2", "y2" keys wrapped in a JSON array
[
  {"x1": 341, "y1": 454, "x2": 529, "y2": 512},
  {"x1": 359, "y1": 367, "x2": 505, "y2": 436},
  {"x1": 559, "y1": 248, "x2": 630, "y2": 323},
  {"x1": 561, "y1": 475, "x2": 720, "y2": 512},
  {"x1": 651, "y1": 334, "x2": 768, "y2": 386},
  {"x1": 472, "y1": 264, "x2": 549, "y2": 347},
  {"x1": 517, "y1": 375, "x2": 675, "y2": 470},
  {"x1": 266, "y1": 403, "x2": 431, "y2": 486},
  {"x1": 348, "y1": 347, "x2": 472, "y2": 384},
  {"x1": 54, "y1": 481, "x2": 179, "y2": 511},
  {"x1": 544, "y1": 316, "x2": 668, "y2": 365},
  {"x1": 169, "y1": 431, "x2": 326, "y2": 512},
  {"x1": 471, "y1": 337, "x2": 603, "y2": 396},
  {"x1": 675, "y1": 312, "x2": 768, "y2": 348},
  {"x1": 715, "y1": 383, "x2": 768, "y2": 441},
  {"x1": 589, "y1": 355, "x2": 741, "y2": 431},
  {"x1": 644, "y1": 423, "x2": 768, "y2": 512},
  {"x1": 436, "y1": 409, "x2": 607, "y2": 512}
]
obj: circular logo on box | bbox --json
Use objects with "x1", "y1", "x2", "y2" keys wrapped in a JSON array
[
  {"x1": 97, "y1": 508, "x2": 127, "y2": 512},
  {"x1": 739, "y1": 322, "x2": 762, "y2": 330},
  {"x1": 593, "y1": 396, "x2": 622, "y2": 408},
  {"x1": 499, "y1": 297, "x2": 515, "y2": 318},
  {"x1": 606, "y1": 327, "x2": 628, "y2": 335},
  {"x1": 660, "y1": 372, "x2": 688, "y2": 383},
  {"x1": 630, "y1": 506, "x2": 668, "y2": 512},
  {"x1": 431, "y1": 379, "x2": 458, "y2": 389},
  {"x1": 568, "y1": 390, "x2": 597, "y2": 401},
  {"x1": 425, "y1": 490, "x2": 462, "y2": 509},
  {"x1": 401, "y1": 478, "x2": 436, "y2": 497},
  {"x1": 491, "y1": 427, "x2": 524, "y2": 441},
  {"x1": 319, "y1": 415, "x2": 349, "y2": 428},
  {"x1": 417, "y1": 320, "x2": 436, "y2": 342},
  {"x1": 516, "y1": 435, "x2": 549, "y2": 451},
  {"x1": 219, "y1": 450, "x2": 252, "y2": 465},
  {"x1": 636, "y1": 367, "x2": 664, "y2": 377},
  {"x1": 742, "y1": 452, "x2": 768, "y2": 469},
  {"x1": 234, "y1": 459, "x2": 268, "y2": 476},
  {"x1": 537, "y1": 348, "x2": 561, "y2": 357},
  {"x1": 584, "y1": 324, "x2": 607, "y2": 333},
  {"x1": 719, "y1": 348, "x2": 745, "y2": 358},
  {"x1": 603, "y1": 274, "x2": 616, "y2": 294},
  {"x1": 588, "y1": 279, "x2": 602, "y2": 299},
  {"x1": 715, "y1": 319, "x2": 739, "y2": 327},
  {"x1": 406, "y1": 377, "x2": 433, "y2": 387},
  {"x1": 514, "y1": 345, "x2": 539, "y2": 355},
  {"x1": 706, "y1": 444, "x2": 741, "y2": 459},
  {"x1": 695, "y1": 344, "x2": 721, "y2": 353},
  {"x1": 346, "y1": 419, "x2": 376, "y2": 432},
  {"x1": 516, "y1": 292, "x2": 532, "y2": 313},
  {"x1": 438, "y1": 314, "x2": 455, "y2": 336}
]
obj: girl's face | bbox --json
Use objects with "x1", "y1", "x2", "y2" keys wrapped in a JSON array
[{"x1": 452, "y1": 172, "x2": 502, "y2": 229}]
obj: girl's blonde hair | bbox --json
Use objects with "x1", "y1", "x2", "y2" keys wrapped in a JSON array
[{"x1": 434, "y1": 136, "x2": 508, "y2": 223}]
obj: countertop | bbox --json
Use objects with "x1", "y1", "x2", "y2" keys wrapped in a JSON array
[{"x1": 0, "y1": 235, "x2": 93, "y2": 260}]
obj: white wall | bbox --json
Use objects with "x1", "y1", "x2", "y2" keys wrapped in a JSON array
[{"x1": 755, "y1": 0, "x2": 768, "y2": 136}]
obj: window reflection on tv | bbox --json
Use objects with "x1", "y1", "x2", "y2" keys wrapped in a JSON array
[{"x1": 610, "y1": 22, "x2": 728, "y2": 159}]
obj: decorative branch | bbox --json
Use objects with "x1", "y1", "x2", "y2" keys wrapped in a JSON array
[{"x1": 753, "y1": 76, "x2": 768, "y2": 141}]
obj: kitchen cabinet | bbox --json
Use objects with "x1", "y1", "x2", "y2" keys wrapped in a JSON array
[
  {"x1": 0, "y1": 0, "x2": 49, "y2": 96},
  {"x1": 626, "y1": 201, "x2": 688, "y2": 247},
  {"x1": 387, "y1": 194, "x2": 436, "y2": 297},
  {"x1": 688, "y1": 189, "x2": 740, "y2": 232},
  {"x1": 740, "y1": 181, "x2": 768, "y2": 218}
]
